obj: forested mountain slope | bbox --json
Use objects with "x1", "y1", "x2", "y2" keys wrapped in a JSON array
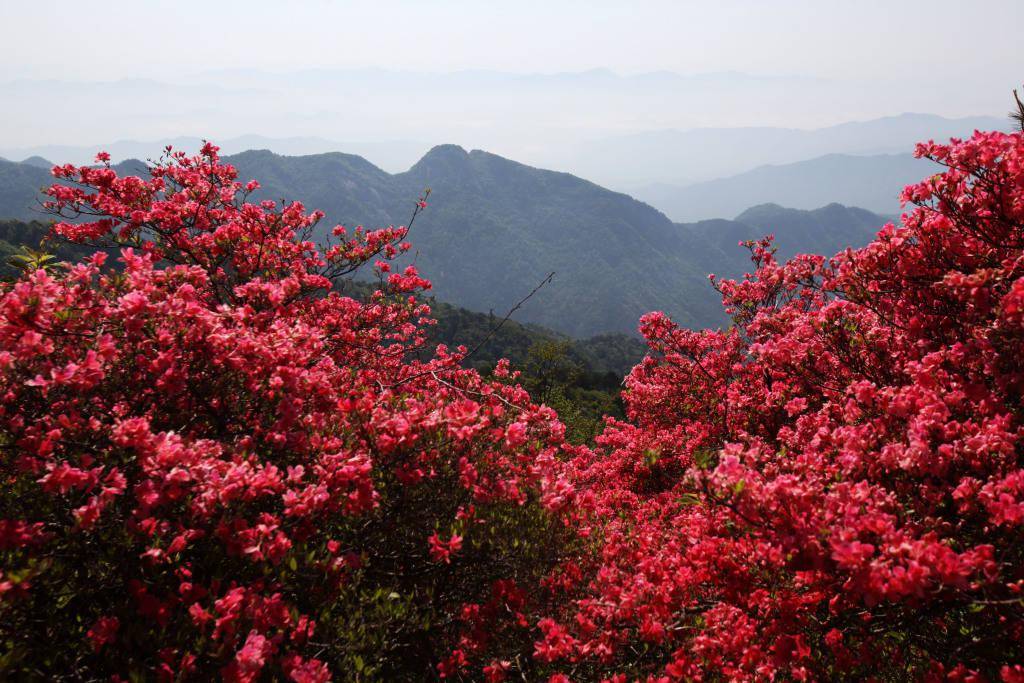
[{"x1": 0, "y1": 149, "x2": 885, "y2": 335}]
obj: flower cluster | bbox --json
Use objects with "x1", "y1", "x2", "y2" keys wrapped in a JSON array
[
  {"x1": 540, "y1": 129, "x2": 1024, "y2": 680},
  {"x1": 0, "y1": 144, "x2": 572, "y2": 679},
  {"x1": 7, "y1": 126, "x2": 1024, "y2": 680}
]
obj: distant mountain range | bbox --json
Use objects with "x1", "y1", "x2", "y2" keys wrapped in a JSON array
[
  {"x1": 2, "y1": 112, "x2": 1007, "y2": 192},
  {"x1": 563, "y1": 113, "x2": 1006, "y2": 189},
  {"x1": 0, "y1": 147, "x2": 888, "y2": 336},
  {"x1": 0, "y1": 137, "x2": 429, "y2": 174},
  {"x1": 677, "y1": 203, "x2": 885, "y2": 275},
  {"x1": 634, "y1": 153, "x2": 935, "y2": 222},
  {"x1": 12, "y1": 71, "x2": 993, "y2": 177}
]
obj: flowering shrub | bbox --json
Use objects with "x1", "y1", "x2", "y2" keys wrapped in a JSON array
[
  {"x1": 6, "y1": 127, "x2": 1024, "y2": 681},
  {"x1": 541, "y1": 129, "x2": 1024, "y2": 680},
  {"x1": 0, "y1": 144, "x2": 574, "y2": 680}
]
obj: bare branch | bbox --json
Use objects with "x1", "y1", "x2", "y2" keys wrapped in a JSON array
[
  {"x1": 1012, "y1": 87, "x2": 1024, "y2": 132},
  {"x1": 461, "y1": 271, "x2": 555, "y2": 365}
]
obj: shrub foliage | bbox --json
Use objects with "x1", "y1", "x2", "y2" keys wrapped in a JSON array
[
  {"x1": 4, "y1": 126, "x2": 1024, "y2": 681},
  {"x1": 0, "y1": 145, "x2": 574, "y2": 680},
  {"x1": 540, "y1": 129, "x2": 1024, "y2": 680}
]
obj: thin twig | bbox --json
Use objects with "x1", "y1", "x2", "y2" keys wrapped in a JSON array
[
  {"x1": 380, "y1": 271, "x2": 555, "y2": 392},
  {"x1": 461, "y1": 271, "x2": 555, "y2": 364},
  {"x1": 1012, "y1": 87, "x2": 1024, "y2": 132}
]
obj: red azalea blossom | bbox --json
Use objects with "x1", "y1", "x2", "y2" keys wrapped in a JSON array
[
  {"x1": 86, "y1": 616, "x2": 120, "y2": 652},
  {"x1": 429, "y1": 532, "x2": 464, "y2": 564},
  {"x1": 6, "y1": 125, "x2": 1024, "y2": 679},
  {"x1": 0, "y1": 143, "x2": 572, "y2": 679},
  {"x1": 536, "y1": 129, "x2": 1024, "y2": 679}
]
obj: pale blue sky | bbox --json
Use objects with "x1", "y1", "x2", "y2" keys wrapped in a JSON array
[
  {"x1": 0, "y1": 0, "x2": 1021, "y2": 163},
  {"x1": 2, "y1": 0, "x2": 1020, "y2": 82}
]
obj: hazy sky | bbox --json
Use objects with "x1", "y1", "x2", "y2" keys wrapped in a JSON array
[
  {"x1": 2, "y1": 0, "x2": 1020, "y2": 81},
  {"x1": 0, "y1": 0, "x2": 1021, "y2": 168}
]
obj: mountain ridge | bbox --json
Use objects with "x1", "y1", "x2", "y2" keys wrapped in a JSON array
[
  {"x1": 0, "y1": 148, "x2": 887, "y2": 336},
  {"x1": 563, "y1": 113, "x2": 1006, "y2": 189},
  {"x1": 2, "y1": 112, "x2": 1005, "y2": 186},
  {"x1": 635, "y1": 153, "x2": 937, "y2": 221}
]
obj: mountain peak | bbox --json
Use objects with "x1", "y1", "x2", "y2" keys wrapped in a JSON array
[
  {"x1": 734, "y1": 203, "x2": 787, "y2": 221},
  {"x1": 406, "y1": 144, "x2": 474, "y2": 178},
  {"x1": 223, "y1": 149, "x2": 388, "y2": 181},
  {"x1": 737, "y1": 202, "x2": 864, "y2": 223},
  {"x1": 419, "y1": 144, "x2": 470, "y2": 162},
  {"x1": 20, "y1": 156, "x2": 53, "y2": 169},
  {"x1": 111, "y1": 158, "x2": 151, "y2": 175}
]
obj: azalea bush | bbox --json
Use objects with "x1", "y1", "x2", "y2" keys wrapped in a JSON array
[
  {"x1": 6, "y1": 126, "x2": 1024, "y2": 683},
  {"x1": 0, "y1": 145, "x2": 576, "y2": 680},
  {"x1": 534, "y1": 129, "x2": 1024, "y2": 680}
]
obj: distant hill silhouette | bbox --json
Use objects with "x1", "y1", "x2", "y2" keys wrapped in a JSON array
[
  {"x1": 19, "y1": 156, "x2": 53, "y2": 170},
  {"x1": 568, "y1": 113, "x2": 1006, "y2": 188},
  {"x1": 2, "y1": 112, "x2": 1004, "y2": 188},
  {"x1": 0, "y1": 149, "x2": 887, "y2": 336},
  {"x1": 675, "y1": 203, "x2": 884, "y2": 279},
  {"x1": 0, "y1": 158, "x2": 51, "y2": 222},
  {"x1": 634, "y1": 153, "x2": 936, "y2": 222}
]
